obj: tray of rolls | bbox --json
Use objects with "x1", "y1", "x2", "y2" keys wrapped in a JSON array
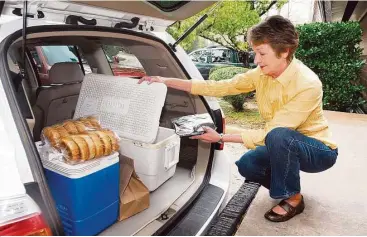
[{"x1": 40, "y1": 116, "x2": 120, "y2": 165}]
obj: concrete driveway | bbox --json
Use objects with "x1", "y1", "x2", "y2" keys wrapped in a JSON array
[{"x1": 224, "y1": 111, "x2": 367, "y2": 236}]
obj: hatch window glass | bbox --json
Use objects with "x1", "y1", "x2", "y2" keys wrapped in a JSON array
[
  {"x1": 28, "y1": 45, "x2": 90, "y2": 85},
  {"x1": 41, "y1": 46, "x2": 79, "y2": 65}
]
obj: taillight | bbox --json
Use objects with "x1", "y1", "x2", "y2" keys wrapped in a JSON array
[
  {"x1": 0, "y1": 195, "x2": 52, "y2": 236},
  {"x1": 218, "y1": 115, "x2": 226, "y2": 150},
  {"x1": 213, "y1": 108, "x2": 226, "y2": 150},
  {"x1": 0, "y1": 214, "x2": 51, "y2": 236}
]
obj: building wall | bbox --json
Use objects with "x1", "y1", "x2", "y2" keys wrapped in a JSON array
[
  {"x1": 359, "y1": 16, "x2": 367, "y2": 111},
  {"x1": 360, "y1": 15, "x2": 367, "y2": 56},
  {"x1": 312, "y1": 1, "x2": 323, "y2": 22},
  {"x1": 312, "y1": 0, "x2": 332, "y2": 22},
  {"x1": 263, "y1": 0, "x2": 314, "y2": 25}
]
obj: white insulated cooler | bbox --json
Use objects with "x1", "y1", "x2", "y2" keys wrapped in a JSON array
[
  {"x1": 119, "y1": 127, "x2": 180, "y2": 191},
  {"x1": 73, "y1": 74, "x2": 180, "y2": 191}
]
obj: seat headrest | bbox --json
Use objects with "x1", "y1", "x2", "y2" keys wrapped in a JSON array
[{"x1": 48, "y1": 62, "x2": 84, "y2": 85}]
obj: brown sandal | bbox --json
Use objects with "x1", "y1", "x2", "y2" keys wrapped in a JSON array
[{"x1": 264, "y1": 196, "x2": 305, "y2": 222}]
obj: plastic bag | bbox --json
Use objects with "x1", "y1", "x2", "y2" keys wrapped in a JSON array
[
  {"x1": 59, "y1": 129, "x2": 120, "y2": 165},
  {"x1": 41, "y1": 116, "x2": 102, "y2": 150},
  {"x1": 35, "y1": 141, "x2": 63, "y2": 162},
  {"x1": 39, "y1": 115, "x2": 120, "y2": 165},
  {"x1": 42, "y1": 125, "x2": 70, "y2": 150},
  {"x1": 171, "y1": 113, "x2": 217, "y2": 137},
  {"x1": 77, "y1": 116, "x2": 102, "y2": 130}
]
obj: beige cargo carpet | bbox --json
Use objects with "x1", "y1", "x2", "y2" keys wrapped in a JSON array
[{"x1": 100, "y1": 167, "x2": 194, "y2": 236}]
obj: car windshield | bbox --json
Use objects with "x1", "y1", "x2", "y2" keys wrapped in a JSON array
[{"x1": 41, "y1": 46, "x2": 78, "y2": 66}]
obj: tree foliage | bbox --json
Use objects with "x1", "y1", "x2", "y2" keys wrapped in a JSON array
[{"x1": 167, "y1": 0, "x2": 287, "y2": 52}]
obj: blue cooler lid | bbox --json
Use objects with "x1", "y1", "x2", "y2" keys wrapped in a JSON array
[
  {"x1": 73, "y1": 74, "x2": 167, "y2": 144},
  {"x1": 40, "y1": 151, "x2": 119, "y2": 179}
]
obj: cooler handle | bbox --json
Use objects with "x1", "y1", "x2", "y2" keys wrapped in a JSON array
[{"x1": 164, "y1": 142, "x2": 179, "y2": 170}]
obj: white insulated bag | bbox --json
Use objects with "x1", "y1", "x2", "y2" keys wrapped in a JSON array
[{"x1": 74, "y1": 74, "x2": 180, "y2": 191}]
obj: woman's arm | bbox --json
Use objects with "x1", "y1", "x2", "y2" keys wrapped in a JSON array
[
  {"x1": 139, "y1": 68, "x2": 258, "y2": 97},
  {"x1": 138, "y1": 76, "x2": 192, "y2": 93},
  {"x1": 221, "y1": 134, "x2": 244, "y2": 143},
  {"x1": 190, "y1": 127, "x2": 244, "y2": 144}
]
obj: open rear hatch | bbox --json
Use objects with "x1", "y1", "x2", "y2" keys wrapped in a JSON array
[
  {"x1": 1, "y1": 23, "x2": 218, "y2": 235},
  {"x1": 72, "y1": 1, "x2": 216, "y2": 21},
  {"x1": 1, "y1": 1, "x2": 216, "y2": 31}
]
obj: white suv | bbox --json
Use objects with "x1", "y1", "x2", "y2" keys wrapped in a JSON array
[{"x1": 0, "y1": 1, "x2": 231, "y2": 236}]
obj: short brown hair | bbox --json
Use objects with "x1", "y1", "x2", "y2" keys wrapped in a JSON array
[{"x1": 247, "y1": 15, "x2": 299, "y2": 62}]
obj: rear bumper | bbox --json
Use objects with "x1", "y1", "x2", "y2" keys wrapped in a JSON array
[
  {"x1": 163, "y1": 150, "x2": 231, "y2": 236},
  {"x1": 166, "y1": 184, "x2": 224, "y2": 236}
]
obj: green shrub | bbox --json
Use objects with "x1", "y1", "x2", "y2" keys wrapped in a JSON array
[
  {"x1": 296, "y1": 21, "x2": 365, "y2": 111},
  {"x1": 209, "y1": 66, "x2": 250, "y2": 111},
  {"x1": 209, "y1": 65, "x2": 233, "y2": 75}
]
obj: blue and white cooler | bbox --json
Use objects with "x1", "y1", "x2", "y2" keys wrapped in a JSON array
[{"x1": 37, "y1": 143, "x2": 119, "y2": 236}]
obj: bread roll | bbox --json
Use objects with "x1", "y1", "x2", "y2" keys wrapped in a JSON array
[
  {"x1": 42, "y1": 127, "x2": 60, "y2": 148},
  {"x1": 70, "y1": 135, "x2": 89, "y2": 161},
  {"x1": 103, "y1": 129, "x2": 119, "y2": 151},
  {"x1": 43, "y1": 126, "x2": 69, "y2": 149},
  {"x1": 80, "y1": 134, "x2": 96, "y2": 160},
  {"x1": 61, "y1": 137, "x2": 80, "y2": 161},
  {"x1": 86, "y1": 116, "x2": 101, "y2": 130},
  {"x1": 62, "y1": 121, "x2": 79, "y2": 134},
  {"x1": 94, "y1": 131, "x2": 112, "y2": 156},
  {"x1": 80, "y1": 120, "x2": 94, "y2": 129},
  {"x1": 74, "y1": 121, "x2": 87, "y2": 133},
  {"x1": 87, "y1": 133, "x2": 104, "y2": 158},
  {"x1": 55, "y1": 126, "x2": 69, "y2": 138}
]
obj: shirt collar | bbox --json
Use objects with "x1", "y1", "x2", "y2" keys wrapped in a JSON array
[
  {"x1": 259, "y1": 58, "x2": 298, "y2": 87},
  {"x1": 276, "y1": 58, "x2": 298, "y2": 87}
]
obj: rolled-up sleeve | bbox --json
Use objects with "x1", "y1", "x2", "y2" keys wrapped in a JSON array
[
  {"x1": 190, "y1": 69, "x2": 259, "y2": 97},
  {"x1": 240, "y1": 85, "x2": 322, "y2": 149}
]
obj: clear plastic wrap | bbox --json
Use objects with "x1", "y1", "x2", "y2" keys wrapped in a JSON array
[
  {"x1": 171, "y1": 113, "x2": 217, "y2": 137},
  {"x1": 36, "y1": 141, "x2": 63, "y2": 161},
  {"x1": 77, "y1": 116, "x2": 102, "y2": 130},
  {"x1": 41, "y1": 115, "x2": 102, "y2": 150},
  {"x1": 59, "y1": 130, "x2": 120, "y2": 165},
  {"x1": 39, "y1": 115, "x2": 120, "y2": 165},
  {"x1": 41, "y1": 125, "x2": 70, "y2": 150}
]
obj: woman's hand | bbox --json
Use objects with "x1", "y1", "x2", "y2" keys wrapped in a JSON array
[
  {"x1": 138, "y1": 76, "x2": 192, "y2": 93},
  {"x1": 138, "y1": 76, "x2": 166, "y2": 85},
  {"x1": 190, "y1": 126, "x2": 220, "y2": 143}
]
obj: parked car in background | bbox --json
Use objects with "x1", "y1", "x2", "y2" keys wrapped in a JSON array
[
  {"x1": 188, "y1": 46, "x2": 255, "y2": 79},
  {"x1": 111, "y1": 50, "x2": 146, "y2": 77}
]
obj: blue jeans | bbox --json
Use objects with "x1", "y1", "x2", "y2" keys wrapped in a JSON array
[{"x1": 235, "y1": 127, "x2": 338, "y2": 199}]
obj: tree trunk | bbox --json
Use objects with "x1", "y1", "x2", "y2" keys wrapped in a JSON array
[
  {"x1": 238, "y1": 50, "x2": 250, "y2": 68},
  {"x1": 259, "y1": 1, "x2": 277, "y2": 16}
]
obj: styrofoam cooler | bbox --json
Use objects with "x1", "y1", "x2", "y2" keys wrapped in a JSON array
[
  {"x1": 37, "y1": 144, "x2": 119, "y2": 236},
  {"x1": 73, "y1": 74, "x2": 181, "y2": 191},
  {"x1": 119, "y1": 127, "x2": 180, "y2": 191}
]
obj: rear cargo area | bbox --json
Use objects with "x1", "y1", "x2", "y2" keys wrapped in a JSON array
[{"x1": 7, "y1": 29, "x2": 213, "y2": 235}]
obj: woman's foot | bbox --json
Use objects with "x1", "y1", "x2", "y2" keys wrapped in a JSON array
[{"x1": 264, "y1": 193, "x2": 305, "y2": 222}]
